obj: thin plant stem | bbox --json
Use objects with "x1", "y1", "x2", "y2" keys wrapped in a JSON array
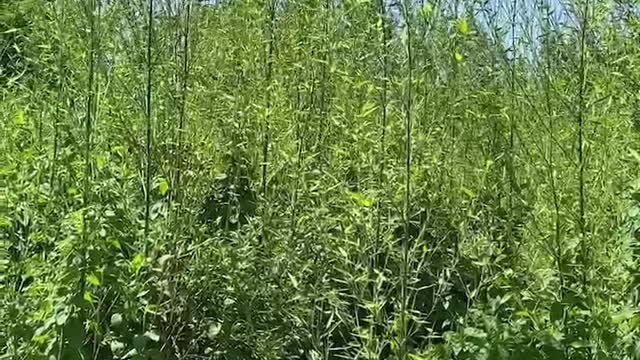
[{"x1": 144, "y1": 0, "x2": 155, "y2": 254}]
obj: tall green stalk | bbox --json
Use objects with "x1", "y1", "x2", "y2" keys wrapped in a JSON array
[
  {"x1": 314, "y1": 0, "x2": 331, "y2": 152},
  {"x1": 172, "y1": 0, "x2": 192, "y2": 231},
  {"x1": 400, "y1": 1, "x2": 413, "y2": 358},
  {"x1": 367, "y1": 1, "x2": 389, "y2": 356},
  {"x1": 261, "y1": 0, "x2": 275, "y2": 243},
  {"x1": 576, "y1": 0, "x2": 590, "y2": 285},
  {"x1": 508, "y1": 0, "x2": 518, "y2": 248},
  {"x1": 51, "y1": 0, "x2": 65, "y2": 191},
  {"x1": 79, "y1": 0, "x2": 99, "y2": 304},
  {"x1": 375, "y1": 0, "x2": 388, "y2": 266},
  {"x1": 541, "y1": 0, "x2": 564, "y2": 303},
  {"x1": 82, "y1": 0, "x2": 97, "y2": 250},
  {"x1": 144, "y1": 0, "x2": 154, "y2": 253},
  {"x1": 166, "y1": 0, "x2": 192, "y2": 330},
  {"x1": 289, "y1": 12, "x2": 304, "y2": 245},
  {"x1": 50, "y1": 1, "x2": 66, "y2": 357}
]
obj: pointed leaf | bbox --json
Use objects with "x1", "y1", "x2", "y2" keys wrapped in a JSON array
[{"x1": 159, "y1": 179, "x2": 169, "y2": 196}]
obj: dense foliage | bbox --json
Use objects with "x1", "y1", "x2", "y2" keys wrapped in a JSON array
[{"x1": 3, "y1": 0, "x2": 640, "y2": 359}]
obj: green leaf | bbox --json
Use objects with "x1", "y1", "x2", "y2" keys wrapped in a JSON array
[
  {"x1": 95, "y1": 155, "x2": 106, "y2": 171},
  {"x1": 631, "y1": 314, "x2": 640, "y2": 329},
  {"x1": 158, "y1": 179, "x2": 169, "y2": 196},
  {"x1": 144, "y1": 330, "x2": 160, "y2": 342},
  {"x1": 460, "y1": 186, "x2": 475, "y2": 199},
  {"x1": 288, "y1": 273, "x2": 299, "y2": 289},
  {"x1": 612, "y1": 307, "x2": 635, "y2": 324},
  {"x1": 358, "y1": 102, "x2": 377, "y2": 119},
  {"x1": 109, "y1": 239, "x2": 121, "y2": 250},
  {"x1": 123, "y1": 349, "x2": 139, "y2": 359},
  {"x1": 409, "y1": 355, "x2": 427, "y2": 360},
  {"x1": 550, "y1": 302, "x2": 563, "y2": 323},
  {"x1": 64, "y1": 317, "x2": 85, "y2": 350},
  {"x1": 207, "y1": 322, "x2": 222, "y2": 339},
  {"x1": 131, "y1": 253, "x2": 146, "y2": 274},
  {"x1": 110, "y1": 313, "x2": 123, "y2": 328},
  {"x1": 158, "y1": 254, "x2": 174, "y2": 267},
  {"x1": 83, "y1": 291, "x2": 94, "y2": 304},
  {"x1": 15, "y1": 110, "x2": 25, "y2": 126},
  {"x1": 86, "y1": 273, "x2": 101, "y2": 287},
  {"x1": 110, "y1": 340, "x2": 125, "y2": 354},
  {"x1": 56, "y1": 312, "x2": 68, "y2": 326},
  {"x1": 463, "y1": 327, "x2": 487, "y2": 338},
  {"x1": 347, "y1": 191, "x2": 374, "y2": 208},
  {"x1": 630, "y1": 148, "x2": 640, "y2": 164},
  {"x1": 420, "y1": 3, "x2": 433, "y2": 20},
  {"x1": 456, "y1": 19, "x2": 469, "y2": 35}
]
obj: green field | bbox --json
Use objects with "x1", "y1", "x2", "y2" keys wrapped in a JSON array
[{"x1": 2, "y1": 0, "x2": 640, "y2": 359}]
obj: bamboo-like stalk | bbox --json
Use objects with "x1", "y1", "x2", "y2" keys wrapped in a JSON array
[
  {"x1": 576, "y1": 0, "x2": 590, "y2": 285},
  {"x1": 144, "y1": 0, "x2": 155, "y2": 253},
  {"x1": 82, "y1": 0, "x2": 97, "y2": 250},
  {"x1": 51, "y1": 0, "x2": 65, "y2": 191},
  {"x1": 541, "y1": 0, "x2": 564, "y2": 305},
  {"x1": 261, "y1": 0, "x2": 275, "y2": 243},
  {"x1": 77, "y1": 0, "x2": 99, "y2": 329},
  {"x1": 164, "y1": 0, "x2": 192, "y2": 344},
  {"x1": 374, "y1": 0, "x2": 388, "y2": 269},
  {"x1": 400, "y1": 1, "x2": 413, "y2": 358},
  {"x1": 508, "y1": 0, "x2": 518, "y2": 247},
  {"x1": 172, "y1": 0, "x2": 192, "y2": 230},
  {"x1": 49, "y1": 0, "x2": 66, "y2": 210},
  {"x1": 288, "y1": 93, "x2": 302, "y2": 244},
  {"x1": 314, "y1": 0, "x2": 331, "y2": 151},
  {"x1": 53, "y1": 1, "x2": 66, "y2": 355},
  {"x1": 366, "y1": 1, "x2": 389, "y2": 356},
  {"x1": 289, "y1": 10, "x2": 304, "y2": 245}
]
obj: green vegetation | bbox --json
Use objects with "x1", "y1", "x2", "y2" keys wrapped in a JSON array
[{"x1": 2, "y1": 0, "x2": 640, "y2": 359}]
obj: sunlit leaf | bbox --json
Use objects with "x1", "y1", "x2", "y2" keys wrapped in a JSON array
[
  {"x1": 288, "y1": 273, "x2": 299, "y2": 289},
  {"x1": 158, "y1": 254, "x2": 174, "y2": 267},
  {"x1": 131, "y1": 253, "x2": 146, "y2": 274},
  {"x1": 144, "y1": 330, "x2": 160, "y2": 342},
  {"x1": 159, "y1": 178, "x2": 169, "y2": 196},
  {"x1": 56, "y1": 312, "x2": 68, "y2": 326},
  {"x1": 463, "y1": 327, "x2": 487, "y2": 338},
  {"x1": 111, "y1": 313, "x2": 123, "y2": 328},
  {"x1": 15, "y1": 110, "x2": 25, "y2": 126},
  {"x1": 358, "y1": 102, "x2": 377, "y2": 119},
  {"x1": 612, "y1": 307, "x2": 635, "y2": 324},
  {"x1": 95, "y1": 155, "x2": 107, "y2": 171},
  {"x1": 110, "y1": 340, "x2": 125, "y2": 354},
  {"x1": 420, "y1": 3, "x2": 433, "y2": 20},
  {"x1": 460, "y1": 186, "x2": 475, "y2": 199},
  {"x1": 347, "y1": 191, "x2": 374, "y2": 208},
  {"x1": 83, "y1": 291, "x2": 94, "y2": 304},
  {"x1": 86, "y1": 273, "x2": 101, "y2": 287},
  {"x1": 630, "y1": 148, "x2": 640, "y2": 164},
  {"x1": 207, "y1": 322, "x2": 222, "y2": 339},
  {"x1": 457, "y1": 19, "x2": 469, "y2": 35}
]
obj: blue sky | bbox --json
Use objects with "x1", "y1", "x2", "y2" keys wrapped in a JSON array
[{"x1": 194, "y1": 0, "x2": 576, "y2": 58}]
